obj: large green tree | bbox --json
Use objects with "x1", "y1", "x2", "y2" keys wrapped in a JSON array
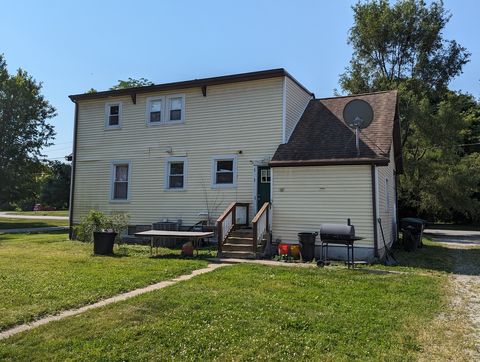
[
  {"x1": 40, "y1": 161, "x2": 71, "y2": 210},
  {"x1": 110, "y1": 77, "x2": 153, "y2": 90},
  {"x1": 0, "y1": 54, "x2": 56, "y2": 209},
  {"x1": 340, "y1": 0, "x2": 480, "y2": 222}
]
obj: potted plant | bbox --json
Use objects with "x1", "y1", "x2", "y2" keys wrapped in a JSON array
[
  {"x1": 75, "y1": 210, "x2": 129, "y2": 255},
  {"x1": 105, "y1": 212, "x2": 130, "y2": 246}
]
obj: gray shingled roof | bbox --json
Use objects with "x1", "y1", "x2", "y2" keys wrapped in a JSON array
[{"x1": 271, "y1": 90, "x2": 402, "y2": 170}]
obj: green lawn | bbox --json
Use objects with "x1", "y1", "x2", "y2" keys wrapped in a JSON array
[
  {"x1": 5, "y1": 210, "x2": 69, "y2": 217},
  {"x1": 0, "y1": 232, "x2": 208, "y2": 331},
  {"x1": 0, "y1": 235, "x2": 473, "y2": 361},
  {"x1": 360, "y1": 237, "x2": 480, "y2": 275},
  {"x1": 0, "y1": 263, "x2": 448, "y2": 361},
  {"x1": 0, "y1": 218, "x2": 69, "y2": 229}
]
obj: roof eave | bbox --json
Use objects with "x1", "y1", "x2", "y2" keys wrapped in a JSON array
[
  {"x1": 68, "y1": 68, "x2": 313, "y2": 102},
  {"x1": 269, "y1": 158, "x2": 389, "y2": 168}
]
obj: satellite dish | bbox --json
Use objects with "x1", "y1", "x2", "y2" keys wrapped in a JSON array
[
  {"x1": 343, "y1": 99, "x2": 374, "y2": 129},
  {"x1": 342, "y1": 99, "x2": 374, "y2": 156}
]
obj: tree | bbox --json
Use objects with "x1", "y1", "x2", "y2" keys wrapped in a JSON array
[
  {"x1": 109, "y1": 77, "x2": 153, "y2": 90},
  {"x1": 0, "y1": 54, "x2": 56, "y2": 209},
  {"x1": 40, "y1": 161, "x2": 71, "y2": 209},
  {"x1": 340, "y1": 0, "x2": 480, "y2": 222}
]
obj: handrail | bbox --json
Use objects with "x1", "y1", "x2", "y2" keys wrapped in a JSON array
[
  {"x1": 252, "y1": 202, "x2": 270, "y2": 253},
  {"x1": 216, "y1": 202, "x2": 249, "y2": 253},
  {"x1": 251, "y1": 202, "x2": 269, "y2": 224},
  {"x1": 217, "y1": 202, "x2": 236, "y2": 224}
]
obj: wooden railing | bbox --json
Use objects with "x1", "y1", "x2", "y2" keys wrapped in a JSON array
[
  {"x1": 252, "y1": 202, "x2": 270, "y2": 253},
  {"x1": 216, "y1": 202, "x2": 249, "y2": 252}
]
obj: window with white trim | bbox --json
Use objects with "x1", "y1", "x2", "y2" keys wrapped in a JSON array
[
  {"x1": 165, "y1": 157, "x2": 187, "y2": 190},
  {"x1": 111, "y1": 162, "x2": 130, "y2": 201},
  {"x1": 105, "y1": 102, "x2": 122, "y2": 129},
  {"x1": 166, "y1": 95, "x2": 184, "y2": 122},
  {"x1": 212, "y1": 156, "x2": 237, "y2": 188},
  {"x1": 260, "y1": 169, "x2": 271, "y2": 183},
  {"x1": 147, "y1": 97, "x2": 163, "y2": 123}
]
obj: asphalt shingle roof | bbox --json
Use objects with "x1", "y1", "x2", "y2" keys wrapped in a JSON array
[{"x1": 271, "y1": 90, "x2": 401, "y2": 170}]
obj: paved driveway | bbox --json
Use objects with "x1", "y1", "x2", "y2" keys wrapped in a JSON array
[
  {"x1": 0, "y1": 212, "x2": 68, "y2": 221},
  {"x1": 423, "y1": 228, "x2": 480, "y2": 246}
]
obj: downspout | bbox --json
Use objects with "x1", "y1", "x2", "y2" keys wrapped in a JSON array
[
  {"x1": 281, "y1": 76, "x2": 287, "y2": 144},
  {"x1": 394, "y1": 170, "x2": 400, "y2": 242},
  {"x1": 68, "y1": 101, "x2": 79, "y2": 239},
  {"x1": 371, "y1": 164, "x2": 379, "y2": 257}
]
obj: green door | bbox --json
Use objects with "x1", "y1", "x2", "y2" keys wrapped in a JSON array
[{"x1": 257, "y1": 167, "x2": 271, "y2": 211}]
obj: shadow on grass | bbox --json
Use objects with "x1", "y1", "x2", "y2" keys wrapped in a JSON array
[
  {"x1": 393, "y1": 243, "x2": 480, "y2": 276},
  {"x1": 148, "y1": 247, "x2": 217, "y2": 261},
  {"x1": 0, "y1": 221, "x2": 68, "y2": 230},
  {"x1": 0, "y1": 230, "x2": 69, "y2": 244}
]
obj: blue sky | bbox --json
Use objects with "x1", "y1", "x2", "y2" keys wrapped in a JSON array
[{"x1": 1, "y1": 0, "x2": 478, "y2": 161}]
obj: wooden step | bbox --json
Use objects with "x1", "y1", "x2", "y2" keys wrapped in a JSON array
[
  {"x1": 218, "y1": 251, "x2": 256, "y2": 259},
  {"x1": 230, "y1": 229, "x2": 253, "y2": 236},
  {"x1": 226, "y1": 236, "x2": 253, "y2": 244},
  {"x1": 222, "y1": 243, "x2": 254, "y2": 252}
]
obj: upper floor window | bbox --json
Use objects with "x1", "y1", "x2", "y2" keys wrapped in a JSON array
[
  {"x1": 166, "y1": 95, "x2": 184, "y2": 123},
  {"x1": 212, "y1": 155, "x2": 237, "y2": 188},
  {"x1": 165, "y1": 157, "x2": 187, "y2": 190},
  {"x1": 147, "y1": 97, "x2": 163, "y2": 124},
  {"x1": 111, "y1": 161, "x2": 130, "y2": 201},
  {"x1": 146, "y1": 94, "x2": 185, "y2": 125},
  {"x1": 105, "y1": 102, "x2": 122, "y2": 129}
]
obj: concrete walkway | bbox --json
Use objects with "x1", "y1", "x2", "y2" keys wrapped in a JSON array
[
  {"x1": 0, "y1": 226, "x2": 68, "y2": 234},
  {"x1": 0, "y1": 212, "x2": 68, "y2": 220},
  {"x1": 0, "y1": 263, "x2": 229, "y2": 341}
]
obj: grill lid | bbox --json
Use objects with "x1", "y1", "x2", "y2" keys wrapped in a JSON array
[{"x1": 319, "y1": 223, "x2": 355, "y2": 240}]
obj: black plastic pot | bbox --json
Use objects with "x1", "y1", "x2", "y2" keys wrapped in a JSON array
[{"x1": 93, "y1": 232, "x2": 116, "y2": 255}]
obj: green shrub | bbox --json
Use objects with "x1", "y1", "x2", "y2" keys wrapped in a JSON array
[
  {"x1": 74, "y1": 210, "x2": 129, "y2": 243},
  {"x1": 106, "y1": 212, "x2": 130, "y2": 243},
  {"x1": 74, "y1": 210, "x2": 108, "y2": 242}
]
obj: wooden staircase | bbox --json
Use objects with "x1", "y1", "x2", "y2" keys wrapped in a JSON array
[
  {"x1": 219, "y1": 229, "x2": 257, "y2": 259},
  {"x1": 217, "y1": 202, "x2": 270, "y2": 259}
]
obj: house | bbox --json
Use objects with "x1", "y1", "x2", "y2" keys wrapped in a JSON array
[{"x1": 68, "y1": 69, "x2": 401, "y2": 261}]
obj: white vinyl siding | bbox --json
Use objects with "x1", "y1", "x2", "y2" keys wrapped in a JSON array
[
  {"x1": 272, "y1": 165, "x2": 374, "y2": 248},
  {"x1": 376, "y1": 145, "x2": 397, "y2": 253},
  {"x1": 283, "y1": 76, "x2": 312, "y2": 143},
  {"x1": 73, "y1": 78, "x2": 284, "y2": 224}
]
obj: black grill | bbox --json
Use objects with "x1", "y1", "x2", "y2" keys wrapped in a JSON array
[
  {"x1": 318, "y1": 221, "x2": 363, "y2": 269},
  {"x1": 319, "y1": 223, "x2": 356, "y2": 241}
]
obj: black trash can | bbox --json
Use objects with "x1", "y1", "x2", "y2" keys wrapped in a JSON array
[
  {"x1": 93, "y1": 232, "x2": 117, "y2": 255},
  {"x1": 401, "y1": 218, "x2": 426, "y2": 251},
  {"x1": 402, "y1": 228, "x2": 418, "y2": 251},
  {"x1": 298, "y1": 232, "x2": 318, "y2": 262}
]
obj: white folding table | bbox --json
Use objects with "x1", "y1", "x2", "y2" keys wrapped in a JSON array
[{"x1": 134, "y1": 230, "x2": 214, "y2": 256}]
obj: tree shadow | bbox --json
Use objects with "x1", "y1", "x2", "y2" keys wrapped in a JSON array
[
  {"x1": 394, "y1": 243, "x2": 480, "y2": 276},
  {"x1": 148, "y1": 247, "x2": 216, "y2": 261}
]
